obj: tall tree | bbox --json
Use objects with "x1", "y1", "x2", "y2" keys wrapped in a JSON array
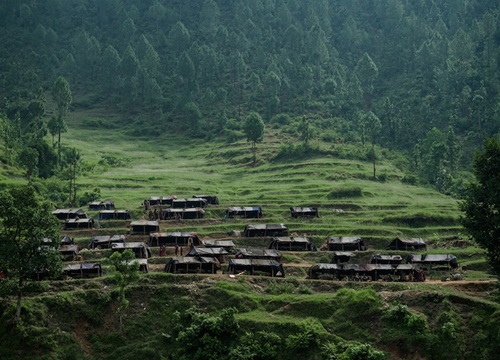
[
  {"x1": 355, "y1": 53, "x2": 379, "y2": 110},
  {"x1": 62, "y1": 147, "x2": 81, "y2": 207},
  {"x1": 461, "y1": 138, "x2": 500, "y2": 278},
  {"x1": 50, "y1": 76, "x2": 72, "y2": 165},
  {"x1": 244, "y1": 112, "x2": 265, "y2": 165},
  {"x1": 108, "y1": 249, "x2": 139, "y2": 331},
  {"x1": 364, "y1": 111, "x2": 382, "y2": 179},
  {"x1": 0, "y1": 185, "x2": 62, "y2": 323}
]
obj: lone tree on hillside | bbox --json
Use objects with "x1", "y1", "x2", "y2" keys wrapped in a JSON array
[
  {"x1": 461, "y1": 138, "x2": 500, "y2": 277},
  {"x1": 243, "y1": 111, "x2": 264, "y2": 165},
  {"x1": 109, "y1": 249, "x2": 139, "y2": 331},
  {"x1": 0, "y1": 185, "x2": 62, "y2": 323},
  {"x1": 50, "y1": 76, "x2": 72, "y2": 166}
]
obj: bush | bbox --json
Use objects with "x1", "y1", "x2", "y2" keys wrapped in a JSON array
[
  {"x1": 382, "y1": 303, "x2": 432, "y2": 355},
  {"x1": 172, "y1": 307, "x2": 239, "y2": 360},
  {"x1": 322, "y1": 341, "x2": 386, "y2": 360},
  {"x1": 229, "y1": 331, "x2": 281, "y2": 360}
]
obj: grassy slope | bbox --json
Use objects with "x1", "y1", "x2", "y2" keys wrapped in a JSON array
[{"x1": 1, "y1": 107, "x2": 498, "y2": 359}]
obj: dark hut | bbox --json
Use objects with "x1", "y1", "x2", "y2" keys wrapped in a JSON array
[
  {"x1": 387, "y1": 238, "x2": 427, "y2": 251},
  {"x1": 407, "y1": 254, "x2": 458, "y2": 269},
  {"x1": 149, "y1": 232, "x2": 202, "y2": 247},
  {"x1": 98, "y1": 210, "x2": 131, "y2": 221},
  {"x1": 88, "y1": 200, "x2": 115, "y2": 210},
  {"x1": 228, "y1": 259, "x2": 285, "y2": 277},
  {"x1": 269, "y1": 236, "x2": 317, "y2": 251},
  {"x1": 187, "y1": 247, "x2": 229, "y2": 263},
  {"x1": 370, "y1": 254, "x2": 403, "y2": 265},
  {"x1": 203, "y1": 240, "x2": 236, "y2": 252},
  {"x1": 226, "y1": 206, "x2": 263, "y2": 218},
  {"x1": 290, "y1": 207, "x2": 319, "y2": 218},
  {"x1": 332, "y1": 251, "x2": 356, "y2": 264},
  {"x1": 192, "y1": 195, "x2": 219, "y2": 205},
  {"x1": 163, "y1": 208, "x2": 205, "y2": 220},
  {"x1": 89, "y1": 235, "x2": 126, "y2": 249},
  {"x1": 172, "y1": 198, "x2": 208, "y2": 209},
  {"x1": 327, "y1": 236, "x2": 366, "y2": 251},
  {"x1": 243, "y1": 224, "x2": 289, "y2": 237},
  {"x1": 63, "y1": 263, "x2": 102, "y2": 278},
  {"x1": 52, "y1": 208, "x2": 87, "y2": 220},
  {"x1": 64, "y1": 218, "x2": 95, "y2": 230},
  {"x1": 130, "y1": 221, "x2": 159, "y2": 235},
  {"x1": 164, "y1": 256, "x2": 220, "y2": 274},
  {"x1": 111, "y1": 242, "x2": 152, "y2": 259},
  {"x1": 235, "y1": 248, "x2": 282, "y2": 261}
]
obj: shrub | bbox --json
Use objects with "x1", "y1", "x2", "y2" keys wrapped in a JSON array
[
  {"x1": 229, "y1": 331, "x2": 281, "y2": 360},
  {"x1": 172, "y1": 307, "x2": 239, "y2": 360}
]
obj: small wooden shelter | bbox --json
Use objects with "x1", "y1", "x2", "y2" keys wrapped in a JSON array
[
  {"x1": 63, "y1": 263, "x2": 102, "y2": 278},
  {"x1": 187, "y1": 247, "x2": 229, "y2": 263},
  {"x1": 164, "y1": 256, "x2": 220, "y2": 274},
  {"x1": 111, "y1": 242, "x2": 152, "y2": 258},
  {"x1": 290, "y1": 207, "x2": 319, "y2": 218},
  {"x1": 98, "y1": 210, "x2": 131, "y2": 221},
  {"x1": 53, "y1": 208, "x2": 87, "y2": 220},
  {"x1": 163, "y1": 208, "x2": 205, "y2": 220},
  {"x1": 203, "y1": 240, "x2": 235, "y2": 252},
  {"x1": 59, "y1": 245, "x2": 79, "y2": 260},
  {"x1": 387, "y1": 238, "x2": 427, "y2": 251},
  {"x1": 332, "y1": 251, "x2": 356, "y2": 264},
  {"x1": 226, "y1": 206, "x2": 263, "y2": 218},
  {"x1": 147, "y1": 196, "x2": 177, "y2": 206},
  {"x1": 64, "y1": 218, "x2": 94, "y2": 230},
  {"x1": 89, "y1": 235, "x2": 126, "y2": 249},
  {"x1": 88, "y1": 200, "x2": 115, "y2": 210},
  {"x1": 269, "y1": 236, "x2": 317, "y2": 251},
  {"x1": 130, "y1": 220, "x2": 159, "y2": 235},
  {"x1": 407, "y1": 254, "x2": 458, "y2": 269},
  {"x1": 228, "y1": 259, "x2": 285, "y2": 277},
  {"x1": 327, "y1": 236, "x2": 366, "y2": 251},
  {"x1": 370, "y1": 254, "x2": 403, "y2": 264},
  {"x1": 149, "y1": 232, "x2": 202, "y2": 247},
  {"x1": 235, "y1": 248, "x2": 282, "y2": 261},
  {"x1": 192, "y1": 195, "x2": 219, "y2": 205},
  {"x1": 172, "y1": 198, "x2": 208, "y2": 209},
  {"x1": 243, "y1": 224, "x2": 289, "y2": 237}
]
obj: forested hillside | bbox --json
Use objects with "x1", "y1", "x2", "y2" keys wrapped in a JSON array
[{"x1": 1, "y1": 0, "x2": 500, "y2": 194}]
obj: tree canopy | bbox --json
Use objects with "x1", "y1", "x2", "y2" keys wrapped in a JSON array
[
  {"x1": 0, "y1": 185, "x2": 62, "y2": 322},
  {"x1": 461, "y1": 138, "x2": 500, "y2": 277},
  {"x1": 243, "y1": 111, "x2": 264, "y2": 164}
]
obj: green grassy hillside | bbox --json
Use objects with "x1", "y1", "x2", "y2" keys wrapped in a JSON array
[{"x1": 1, "y1": 108, "x2": 498, "y2": 360}]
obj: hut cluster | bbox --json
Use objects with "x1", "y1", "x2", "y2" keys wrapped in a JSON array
[{"x1": 49, "y1": 196, "x2": 459, "y2": 281}]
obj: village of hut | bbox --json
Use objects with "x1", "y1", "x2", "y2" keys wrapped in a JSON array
[{"x1": 0, "y1": 104, "x2": 497, "y2": 360}]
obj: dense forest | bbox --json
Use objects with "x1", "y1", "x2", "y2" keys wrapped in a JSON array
[{"x1": 1, "y1": 0, "x2": 500, "y2": 195}]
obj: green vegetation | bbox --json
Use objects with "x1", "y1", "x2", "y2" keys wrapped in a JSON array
[
  {"x1": 0, "y1": 185, "x2": 62, "y2": 323},
  {"x1": 461, "y1": 138, "x2": 500, "y2": 278}
]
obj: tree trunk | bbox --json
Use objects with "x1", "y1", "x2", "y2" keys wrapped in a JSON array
[
  {"x1": 372, "y1": 144, "x2": 376, "y2": 180},
  {"x1": 58, "y1": 130, "x2": 62, "y2": 168},
  {"x1": 15, "y1": 285, "x2": 22, "y2": 323}
]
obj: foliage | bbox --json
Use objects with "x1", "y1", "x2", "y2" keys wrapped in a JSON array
[
  {"x1": 243, "y1": 111, "x2": 264, "y2": 164},
  {"x1": 322, "y1": 341, "x2": 386, "y2": 360},
  {"x1": 285, "y1": 318, "x2": 324, "y2": 353},
  {"x1": 461, "y1": 138, "x2": 500, "y2": 277},
  {"x1": 172, "y1": 306, "x2": 239, "y2": 360},
  {"x1": 229, "y1": 331, "x2": 281, "y2": 360},
  {"x1": 382, "y1": 303, "x2": 432, "y2": 355},
  {"x1": 0, "y1": 185, "x2": 62, "y2": 323},
  {"x1": 108, "y1": 249, "x2": 139, "y2": 330}
]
